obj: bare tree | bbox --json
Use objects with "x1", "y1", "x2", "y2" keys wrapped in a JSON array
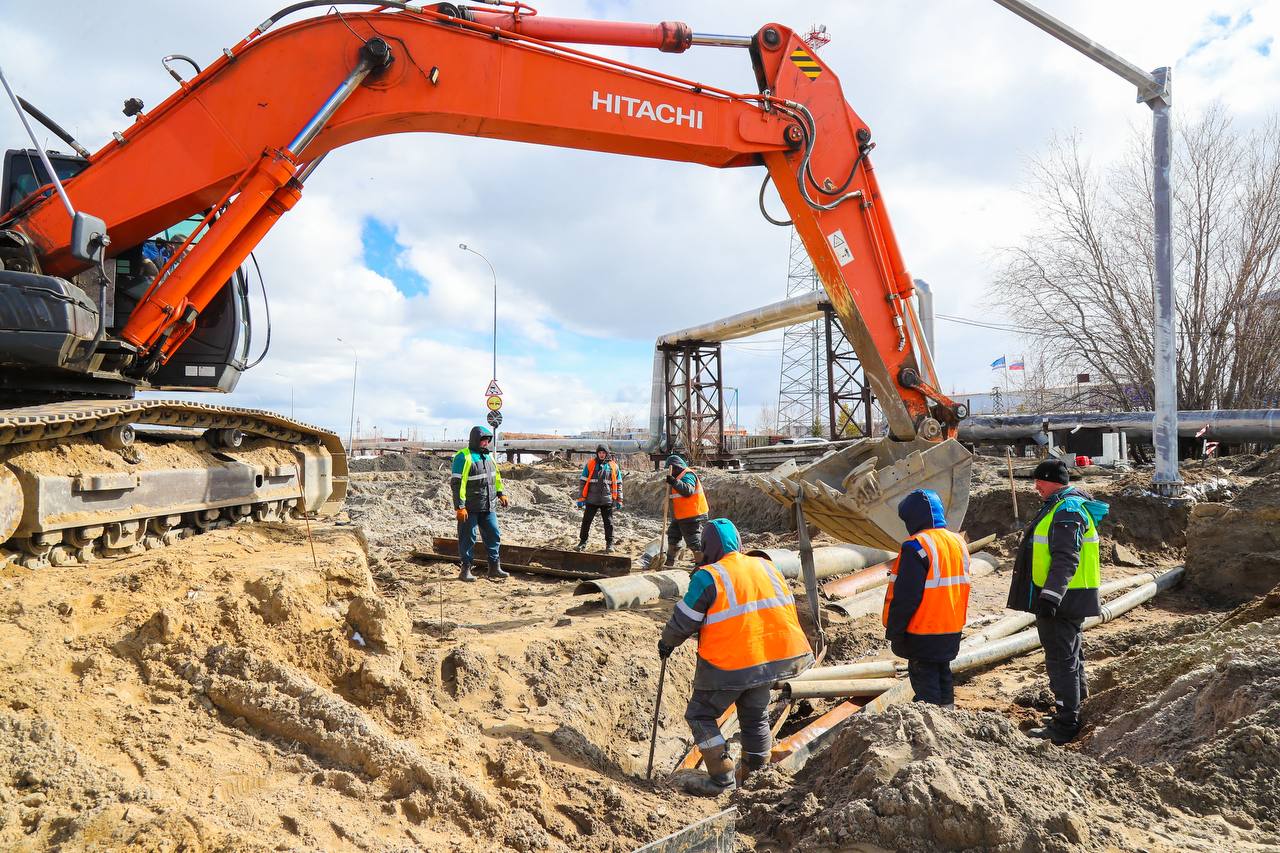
[
  {"x1": 754, "y1": 403, "x2": 778, "y2": 434},
  {"x1": 992, "y1": 106, "x2": 1280, "y2": 411}
]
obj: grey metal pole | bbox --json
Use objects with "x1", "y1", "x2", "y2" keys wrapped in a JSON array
[
  {"x1": 337, "y1": 338, "x2": 357, "y2": 454},
  {"x1": 460, "y1": 243, "x2": 500, "y2": 443},
  {"x1": 989, "y1": 0, "x2": 1180, "y2": 495},
  {"x1": 1148, "y1": 68, "x2": 1180, "y2": 495}
]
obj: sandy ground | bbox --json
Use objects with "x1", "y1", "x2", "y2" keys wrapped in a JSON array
[{"x1": 2, "y1": 449, "x2": 1279, "y2": 850}]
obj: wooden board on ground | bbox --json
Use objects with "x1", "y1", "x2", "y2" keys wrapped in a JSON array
[{"x1": 412, "y1": 537, "x2": 632, "y2": 580}]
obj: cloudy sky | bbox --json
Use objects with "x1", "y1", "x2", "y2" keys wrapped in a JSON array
[{"x1": 3, "y1": 1, "x2": 1276, "y2": 441}]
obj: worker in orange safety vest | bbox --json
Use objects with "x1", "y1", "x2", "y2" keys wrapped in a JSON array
[
  {"x1": 659, "y1": 518, "x2": 814, "y2": 796},
  {"x1": 882, "y1": 488, "x2": 971, "y2": 708},
  {"x1": 664, "y1": 453, "x2": 709, "y2": 566},
  {"x1": 575, "y1": 444, "x2": 623, "y2": 552}
]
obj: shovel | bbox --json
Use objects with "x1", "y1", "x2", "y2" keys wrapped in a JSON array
[
  {"x1": 644, "y1": 484, "x2": 672, "y2": 571},
  {"x1": 646, "y1": 656, "x2": 668, "y2": 780}
]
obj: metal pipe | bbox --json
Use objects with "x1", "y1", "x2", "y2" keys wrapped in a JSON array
[
  {"x1": 913, "y1": 278, "x2": 935, "y2": 357},
  {"x1": 748, "y1": 544, "x2": 894, "y2": 581},
  {"x1": 782, "y1": 677, "x2": 899, "y2": 700},
  {"x1": 0, "y1": 66, "x2": 77, "y2": 219},
  {"x1": 821, "y1": 534, "x2": 996, "y2": 599},
  {"x1": 788, "y1": 659, "x2": 899, "y2": 683},
  {"x1": 951, "y1": 566, "x2": 1184, "y2": 672},
  {"x1": 958, "y1": 571, "x2": 1159, "y2": 650},
  {"x1": 773, "y1": 565, "x2": 1184, "y2": 775},
  {"x1": 826, "y1": 553, "x2": 999, "y2": 618},
  {"x1": 573, "y1": 570, "x2": 690, "y2": 610},
  {"x1": 960, "y1": 409, "x2": 1280, "y2": 443},
  {"x1": 656, "y1": 291, "x2": 827, "y2": 346}
]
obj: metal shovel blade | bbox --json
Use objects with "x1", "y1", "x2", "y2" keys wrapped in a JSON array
[{"x1": 751, "y1": 437, "x2": 973, "y2": 551}]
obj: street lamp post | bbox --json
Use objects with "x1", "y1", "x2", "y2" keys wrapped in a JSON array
[
  {"x1": 275, "y1": 372, "x2": 294, "y2": 418},
  {"x1": 336, "y1": 337, "x2": 357, "y2": 455},
  {"x1": 459, "y1": 243, "x2": 498, "y2": 386},
  {"x1": 990, "y1": 0, "x2": 1180, "y2": 497}
]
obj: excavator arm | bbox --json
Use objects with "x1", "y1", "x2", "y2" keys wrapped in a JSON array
[{"x1": 3, "y1": 2, "x2": 960, "y2": 442}]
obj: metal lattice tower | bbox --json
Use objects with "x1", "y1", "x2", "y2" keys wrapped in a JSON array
[{"x1": 777, "y1": 229, "x2": 825, "y2": 436}]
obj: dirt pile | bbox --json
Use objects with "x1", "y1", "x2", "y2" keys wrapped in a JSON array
[
  {"x1": 1185, "y1": 473, "x2": 1280, "y2": 605},
  {"x1": 0, "y1": 518, "x2": 701, "y2": 851},
  {"x1": 627, "y1": 469, "x2": 793, "y2": 534},
  {"x1": 1083, "y1": 586, "x2": 1280, "y2": 832}
]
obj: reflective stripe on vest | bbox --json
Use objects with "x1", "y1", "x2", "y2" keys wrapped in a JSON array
[
  {"x1": 582, "y1": 458, "x2": 620, "y2": 501},
  {"x1": 697, "y1": 552, "x2": 811, "y2": 672},
  {"x1": 881, "y1": 527, "x2": 971, "y2": 636},
  {"x1": 670, "y1": 470, "x2": 709, "y2": 519},
  {"x1": 1031, "y1": 498, "x2": 1101, "y2": 591}
]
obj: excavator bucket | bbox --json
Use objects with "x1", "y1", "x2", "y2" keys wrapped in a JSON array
[{"x1": 752, "y1": 438, "x2": 973, "y2": 551}]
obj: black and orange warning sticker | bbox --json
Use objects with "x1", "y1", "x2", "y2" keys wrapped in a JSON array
[{"x1": 789, "y1": 48, "x2": 823, "y2": 80}]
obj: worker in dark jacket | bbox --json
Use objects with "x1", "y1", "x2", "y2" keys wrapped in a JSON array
[
  {"x1": 664, "y1": 454, "x2": 708, "y2": 566},
  {"x1": 576, "y1": 445, "x2": 623, "y2": 553},
  {"x1": 450, "y1": 425, "x2": 509, "y2": 582},
  {"x1": 1007, "y1": 458, "x2": 1109, "y2": 744},
  {"x1": 882, "y1": 489, "x2": 971, "y2": 707},
  {"x1": 659, "y1": 518, "x2": 813, "y2": 796}
]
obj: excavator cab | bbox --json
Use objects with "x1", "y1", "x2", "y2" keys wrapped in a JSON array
[
  {"x1": 753, "y1": 437, "x2": 973, "y2": 551},
  {"x1": 0, "y1": 151, "x2": 250, "y2": 399}
]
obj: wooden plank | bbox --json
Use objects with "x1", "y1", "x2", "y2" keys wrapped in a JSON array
[{"x1": 413, "y1": 537, "x2": 631, "y2": 579}]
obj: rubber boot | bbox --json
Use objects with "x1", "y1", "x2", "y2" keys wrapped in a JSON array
[
  {"x1": 574, "y1": 541, "x2": 586, "y2": 552},
  {"x1": 458, "y1": 563, "x2": 476, "y2": 583},
  {"x1": 1028, "y1": 717, "x2": 1080, "y2": 745},
  {"x1": 487, "y1": 560, "x2": 510, "y2": 581},
  {"x1": 604, "y1": 539, "x2": 614, "y2": 554},
  {"x1": 663, "y1": 552, "x2": 676, "y2": 568},
  {"x1": 683, "y1": 745, "x2": 736, "y2": 797}
]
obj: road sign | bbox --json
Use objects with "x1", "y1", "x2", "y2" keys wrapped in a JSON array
[
  {"x1": 487, "y1": 410, "x2": 503, "y2": 428},
  {"x1": 485, "y1": 379, "x2": 503, "y2": 397},
  {"x1": 486, "y1": 395, "x2": 503, "y2": 411}
]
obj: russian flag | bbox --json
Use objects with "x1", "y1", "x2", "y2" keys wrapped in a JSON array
[
  {"x1": 990, "y1": 356, "x2": 1006, "y2": 370},
  {"x1": 1009, "y1": 357, "x2": 1025, "y2": 371}
]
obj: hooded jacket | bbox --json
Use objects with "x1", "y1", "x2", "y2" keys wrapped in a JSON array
[
  {"x1": 450, "y1": 426, "x2": 504, "y2": 512},
  {"x1": 884, "y1": 489, "x2": 968, "y2": 661},
  {"x1": 1007, "y1": 485, "x2": 1109, "y2": 619},
  {"x1": 659, "y1": 518, "x2": 813, "y2": 690},
  {"x1": 579, "y1": 445, "x2": 623, "y2": 507}
]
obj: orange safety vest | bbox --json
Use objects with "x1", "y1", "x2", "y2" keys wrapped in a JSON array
[
  {"x1": 670, "y1": 470, "x2": 709, "y2": 520},
  {"x1": 881, "y1": 528, "x2": 971, "y2": 636},
  {"x1": 581, "y1": 458, "x2": 620, "y2": 501},
  {"x1": 697, "y1": 551, "x2": 812, "y2": 672}
]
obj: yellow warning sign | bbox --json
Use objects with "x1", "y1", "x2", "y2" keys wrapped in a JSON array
[
  {"x1": 486, "y1": 395, "x2": 503, "y2": 411},
  {"x1": 789, "y1": 48, "x2": 823, "y2": 80}
]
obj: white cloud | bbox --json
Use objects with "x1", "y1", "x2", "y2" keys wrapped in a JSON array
[{"x1": 3, "y1": 1, "x2": 1277, "y2": 436}]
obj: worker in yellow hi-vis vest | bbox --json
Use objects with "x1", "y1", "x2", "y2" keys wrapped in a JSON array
[{"x1": 450, "y1": 425, "x2": 509, "y2": 582}]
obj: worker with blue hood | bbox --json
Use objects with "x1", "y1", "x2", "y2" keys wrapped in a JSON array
[
  {"x1": 450, "y1": 425, "x2": 509, "y2": 582},
  {"x1": 664, "y1": 453, "x2": 709, "y2": 566},
  {"x1": 882, "y1": 488, "x2": 971, "y2": 708},
  {"x1": 658, "y1": 518, "x2": 813, "y2": 796}
]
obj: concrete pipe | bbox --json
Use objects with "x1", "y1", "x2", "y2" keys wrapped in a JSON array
[
  {"x1": 573, "y1": 570, "x2": 691, "y2": 610},
  {"x1": 749, "y1": 544, "x2": 895, "y2": 581}
]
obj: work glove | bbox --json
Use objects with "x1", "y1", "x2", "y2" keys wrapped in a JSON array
[
  {"x1": 665, "y1": 475, "x2": 677, "y2": 487},
  {"x1": 455, "y1": 508, "x2": 468, "y2": 522},
  {"x1": 1034, "y1": 596, "x2": 1059, "y2": 619},
  {"x1": 613, "y1": 501, "x2": 623, "y2": 510},
  {"x1": 657, "y1": 640, "x2": 675, "y2": 660},
  {"x1": 498, "y1": 494, "x2": 509, "y2": 508},
  {"x1": 576, "y1": 500, "x2": 585, "y2": 509}
]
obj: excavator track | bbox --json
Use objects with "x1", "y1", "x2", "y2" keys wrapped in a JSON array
[{"x1": 0, "y1": 399, "x2": 347, "y2": 569}]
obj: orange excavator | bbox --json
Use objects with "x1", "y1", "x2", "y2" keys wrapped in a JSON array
[{"x1": 0, "y1": 2, "x2": 970, "y2": 565}]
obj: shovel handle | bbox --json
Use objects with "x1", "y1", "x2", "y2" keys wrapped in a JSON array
[{"x1": 646, "y1": 656, "x2": 668, "y2": 780}]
